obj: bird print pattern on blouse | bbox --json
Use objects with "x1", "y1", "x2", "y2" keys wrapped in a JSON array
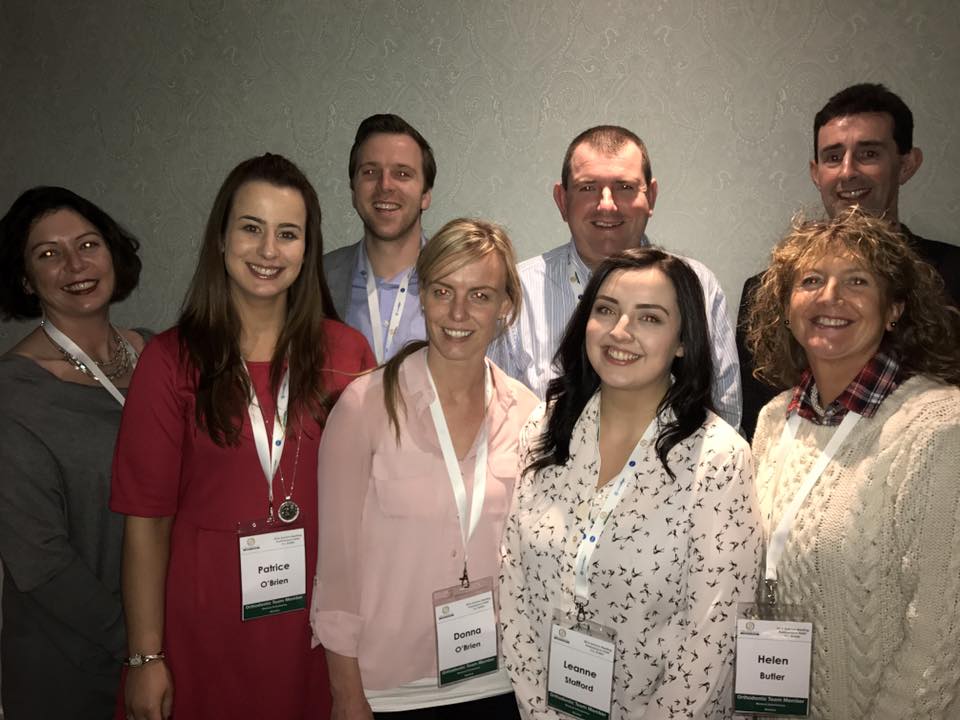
[{"x1": 500, "y1": 394, "x2": 761, "y2": 720}]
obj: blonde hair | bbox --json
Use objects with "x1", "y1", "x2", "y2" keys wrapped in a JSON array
[
  {"x1": 383, "y1": 217, "x2": 522, "y2": 441},
  {"x1": 746, "y1": 207, "x2": 960, "y2": 388}
]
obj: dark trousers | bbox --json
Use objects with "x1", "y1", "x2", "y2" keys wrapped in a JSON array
[{"x1": 373, "y1": 691, "x2": 521, "y2": 719}]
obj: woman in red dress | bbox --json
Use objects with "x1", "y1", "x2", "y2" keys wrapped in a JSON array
[{"x1": 111, "y1": 153, "x2": 374, "y2": 720}]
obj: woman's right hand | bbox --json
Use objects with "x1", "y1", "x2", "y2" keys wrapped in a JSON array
[
  {"x1": 330, "y1": 696, "x2": 374, "y2": 720},
  {"x1": 125, "y1": 660, "x2": 174, "y2": 720}
]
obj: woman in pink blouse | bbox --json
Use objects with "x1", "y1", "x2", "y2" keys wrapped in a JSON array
[{"x1": 311, "y1": 218, "x2": 537, "y2": 719}]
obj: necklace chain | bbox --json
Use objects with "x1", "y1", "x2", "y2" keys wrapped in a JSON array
[{"x1": 41, "y1": 321, "x2": 133, "y2": 380}]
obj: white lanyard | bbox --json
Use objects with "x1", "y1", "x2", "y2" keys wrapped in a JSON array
[
  {"x1": 426, "y1": 362, "x2": 493, "y2": 585},
  {"x1": 245, "y1": 363, "x2": 291, "y2": 512},
  {"x1": 567, "y1": 251, "x2": 587, "y2": 301},
  {"x1": 763, "y1": 410, "x2": 861, "y2": 601},
  {"x1": 42, "y1": 319, "x2": 135, "y2": 406},
  {"x1": 365, "y1": 253, "x2": 412, "y2": 363},
  {"x1": 574, "y1": 418, "x2": 658, "y2": 606}
]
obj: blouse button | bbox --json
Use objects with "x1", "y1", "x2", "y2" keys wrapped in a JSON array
[{"x1": 451, "y1": 549, "x2": 458, "y2": 557}]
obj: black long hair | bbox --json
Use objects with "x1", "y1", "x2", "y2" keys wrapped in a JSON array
[{"x1": 526, "y1": 247, "x2": 715, "y2": 479}]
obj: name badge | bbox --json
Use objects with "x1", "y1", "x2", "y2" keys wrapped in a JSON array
[
  {"x1": 547, "y1": 610, "x2": 616, "y2": 720},
  {"x1": 238, "y1": 522, "x2": 306, "y2": 621},
  {"x1": 432, "y1": 577, "x2": 498, "y2": 686},
  {"x1": 734, "y1": 606, "x2": 812, "y2": 717}
]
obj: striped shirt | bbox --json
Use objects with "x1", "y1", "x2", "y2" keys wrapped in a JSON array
[{"x1": 488, "y1": 238, "x2": 743, "y2": 429}]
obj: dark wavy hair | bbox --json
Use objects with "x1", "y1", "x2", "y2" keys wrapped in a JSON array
[
  {"x1": 813, "y1": 83, "x2": 914, "y2": 157},
  {"x1": 0, "y1": 186, "x2": 142, "y2": 320},
  {"x1": 178, "y1": 153, "x2": 338, "y2": 446},
  {"x1": 747, "y1": 208, "x2": 960, "y2": 388},
  {"x1": 526, "y1": 247, "x2": 714, "y2": 480}
]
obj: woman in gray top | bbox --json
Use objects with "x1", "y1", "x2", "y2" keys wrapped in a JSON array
[{"x1": 0, "y1": 187, "x2": 148, "y2": 719}]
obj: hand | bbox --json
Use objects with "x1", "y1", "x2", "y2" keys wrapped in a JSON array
[
  {"x1": 330, "y1": 696, "x2": 374, "y2": 720},
  {"x1": 125, "y1": 660, "x2": 174, "y2": 720}
]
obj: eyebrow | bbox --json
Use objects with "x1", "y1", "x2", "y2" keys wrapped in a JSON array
[
  {"x1": 819, "y1": 139, "x2": 885, "y2": 155},
  {"x1": 238, "y1": 215, "x2": 303, "y2": 231},
  {"x1": 595, "y1": 294, "x2": 671, "y2": 315},
  {"x1": 433, "y1": 280, "x2": 497, "y2": 292}
]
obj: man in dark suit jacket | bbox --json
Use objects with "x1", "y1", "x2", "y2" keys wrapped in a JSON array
[{"x1": 736, "y1": 83, "x2": 960, "y2": 440}]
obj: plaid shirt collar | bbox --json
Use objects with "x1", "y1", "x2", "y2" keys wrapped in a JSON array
[{"x1": 786, "y1": 350, "x2": 906, "y2": 426}]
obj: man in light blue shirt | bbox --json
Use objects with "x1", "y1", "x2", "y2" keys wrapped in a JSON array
[
  {"x1": 489, "y1": 125, "x2": 742, "y2": 428},
  {"x1": 323, "y1": 114, "x2": 435, "y2": 362}
]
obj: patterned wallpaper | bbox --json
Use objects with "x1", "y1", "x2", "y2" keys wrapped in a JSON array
[{"x1": 2, "y1": 0, "x2": 958, "y2": 351}]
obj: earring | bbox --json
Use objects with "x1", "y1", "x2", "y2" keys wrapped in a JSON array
[
  {"x1": 784, "y1": 319, "x2": 791, "y2": 327},
  {"x1": 889, "y1": 320, "x2": 898, "y2": 329}
]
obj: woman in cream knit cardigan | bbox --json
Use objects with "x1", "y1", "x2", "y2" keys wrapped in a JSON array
[{"x1": 746, "y1": 209, "x2": 960, "y2": 720}]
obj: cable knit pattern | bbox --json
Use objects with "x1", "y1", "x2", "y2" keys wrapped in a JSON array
[{"x1": 752, "y1": 375, "x2": 960, "y2": 720}]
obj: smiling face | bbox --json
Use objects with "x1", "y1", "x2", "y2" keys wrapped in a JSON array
[
  {"x1": 585, "y1": 267, "x2": 684, "y2": 398},
  {"x1": 352, "y1": 132, "x2": 432, "y2": 246},
  {"x1": 788, "y1": 250, "x2": 902, "y2": 383},
  {"x1": 223, "y1": 181, "x2": 306, "y2": 312},
  {"x1": 554, "y1": 141, "x2": 658, "y2": 270},
  {"x1": 422, "y1": 251, "x2": 512, "y2": 367},
  {"x1": 23, "y1": 208, "x2": 116, "y2": 322},
  {"x1": 811, "y1": 112, "x2": 922, "y2": 221}
]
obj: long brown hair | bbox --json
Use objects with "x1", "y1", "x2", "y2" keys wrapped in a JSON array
[
  {"x1": 178, "y1": 153, "x2": 338, "y2": 446},
  {"x1": 747, "y1": 208, "x2": 960, "y2": 388},
  {"x1": 382, "y1": 218, "x2": 521, "y2": 443}
]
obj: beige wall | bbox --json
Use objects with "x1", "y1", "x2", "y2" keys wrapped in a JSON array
[{"x1": 2, "y1": 0, "x2": 958, "y2": 351}]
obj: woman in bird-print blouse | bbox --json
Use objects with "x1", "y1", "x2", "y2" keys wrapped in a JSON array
[{"x1": 500, "y1": 248, "x2": 761, "y2": 720}]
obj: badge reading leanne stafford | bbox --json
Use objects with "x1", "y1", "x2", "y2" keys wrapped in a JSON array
[
  {"x1": 547, "y1": 613, "x2": 616, "y2": 720},
  {"x1": 238, "y1": 527, "x2": 306, "y2": 621},
  {"x1": 734, "y1": 616, "x2": 813, "y2": 716},
  {"x1": 432, "y1": 577, "x2": 498, "y2": 686}
]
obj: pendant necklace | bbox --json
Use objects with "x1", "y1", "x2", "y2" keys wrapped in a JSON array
[{"x1": 276, "y1": 413, "x2": 302, "y2": 524}]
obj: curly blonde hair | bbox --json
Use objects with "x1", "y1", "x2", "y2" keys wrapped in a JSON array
[{"x1": 746, "y1": 208, "x2": 960, "y2": 388}]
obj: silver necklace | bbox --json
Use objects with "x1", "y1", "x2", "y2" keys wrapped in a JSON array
[
  {"x1": 276, "y1": 414, "x2": 303, "y2": 524},
  {"x1": 41, "y1": 320, "x2": 132, "y2": 380}
]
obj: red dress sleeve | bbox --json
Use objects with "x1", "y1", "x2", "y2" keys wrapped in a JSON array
[{"x1": 110, "y1": 329, "x2": 190, "y2": 517}]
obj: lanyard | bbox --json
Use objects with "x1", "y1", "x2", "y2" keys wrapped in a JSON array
[
  {"x1": 245, "y1": 363, "x2": 291, "y2": 517},
  {"x1": 426, "y1": 362, "x2": 493, "y2": 587},
  {"x1": 41, "y1": 319, "x2": 135, "y2": 406},
  {"x1": 567, "y1": 251, "x2": 587, "y2": 301},
  {"x1": 365, "y1": 252, "x2": 412, "y2": 363},
  {"x1": 763, "y1": 410, "x2": 861, "y2": 603},
  {"x1": 573, "y1": 417, "x2": 658, "y2": 613}
]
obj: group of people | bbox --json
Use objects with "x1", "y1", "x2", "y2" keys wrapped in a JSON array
[{"x1": 0, "y1": 81, "x2": 957, "y2": 720}]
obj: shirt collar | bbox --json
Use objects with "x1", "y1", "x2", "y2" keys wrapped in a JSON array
[
  {"x1": 786, "y1": 350, "x2": 906, "y2": 426},
  {"x1": 566, "y1": 233, "x2": 653, "y2": 285},
  {"x1": 356, "y1": 231, "x2": 427, "y2": 284}
]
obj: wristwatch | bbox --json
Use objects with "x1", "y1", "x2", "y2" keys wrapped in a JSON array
[{"x1": 124, "y1": 651, "x2": 166, "y2": 667}]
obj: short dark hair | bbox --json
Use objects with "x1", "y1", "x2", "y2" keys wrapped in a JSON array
[
  {"x1": 347, "y1": 113, "x2": 436, "y2": 191},
  {"x1": 526, "y1": 247, "x2": 714, "y2": 480},
  {"x1": 0, "y1": 186, "x2": 142, "y2": 320},
  {"x1": 561, "y1": 125, "x2": 652, "y2": 189},
  {"x1": 813, "y1": 83, "x2": 914, "y2": 158}
]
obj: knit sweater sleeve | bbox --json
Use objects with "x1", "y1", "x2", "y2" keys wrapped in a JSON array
[{"x1": 867, "y1": 391, "x2": 960, "y2": 719}]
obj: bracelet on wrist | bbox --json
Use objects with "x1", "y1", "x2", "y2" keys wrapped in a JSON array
[{"x1": 124, "y1": 651, "x2": 166, "y2": 667}]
